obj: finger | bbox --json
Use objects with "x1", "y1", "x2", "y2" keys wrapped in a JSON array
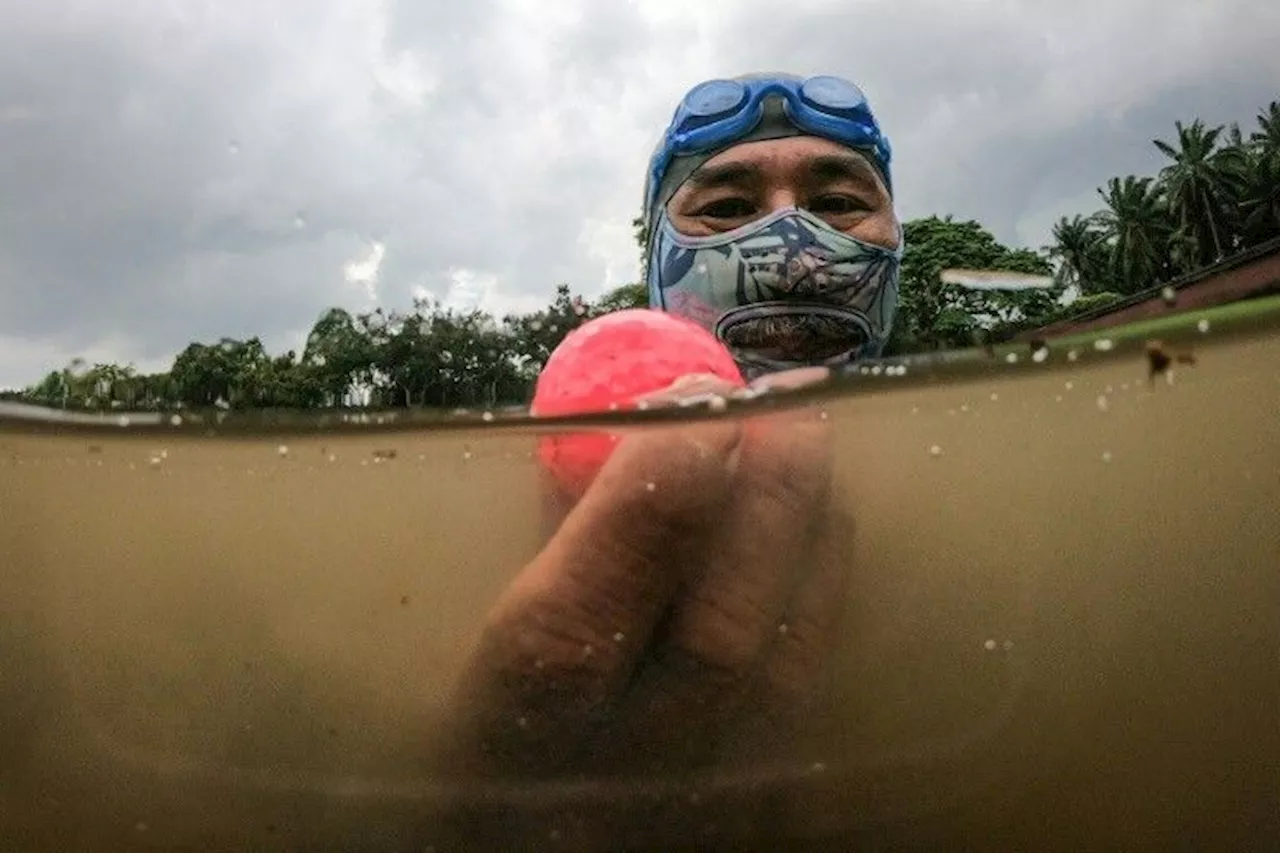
[
  {"x1": 759, "y1": 499, "x2": 855, "y2": 714},
  {"x1": 748, "y1": 365, "x2": 831, "y2": 394},
  {"x1": 458, "y1": 419, "x2": 743, "y2": 719},
  {"x1": 656, "y1": 404, "x2": 836, "y2": 697}
]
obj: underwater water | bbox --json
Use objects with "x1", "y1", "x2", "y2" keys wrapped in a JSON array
[{"x1": 2, "y1": 298, "x2": 1278, "y2": 851}]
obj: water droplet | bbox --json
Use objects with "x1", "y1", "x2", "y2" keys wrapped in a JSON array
[
  {"x1": 929, "y1": 444, "x2": 942, "y2": 457},
  {"x1": 516, "y1": 716, "x2": 528, "y2": 729},
  {"x1": 582, "y1": 644, "x2": 594, "y2": 658},
  {"x1": 1002, "y1": 639, "x2": 1014, "y2": 651},
  {"x1": 871, "y1": 365, "x2": 883, "y2": 376},
  {"x1": 1032, "y1": 347, "x2": 1049, "y2": 363},
  {"x1": 1197, "y1": 318, "x2": 1211, "y2": 334},
  {"x1": 810, "y1": 762, "x2": 827, "y2": 773},
  {"x1": 1120, "y1": 382, "x2": 1129, "y2": 391},
  {"x1": 911, "y1": 406, "x2": 919, "y2": 415},
  {"x1": 228, "y1": 140, "x2": 240, "y2": 155},
  {"x1": 462, "y1": 450, "x2": 473, "y2": 460},
  {"x1": 1161, "y1": 285, "x2": 1177, "y2": 304},
  {"x1": 117, "y1": 415, "x2": 131, "y2": 427},
  {"x1": 707, "y1": 395, "x2": 727, "y2": 412},
  {"x1": 1094, "y1": 338, "x2": 1114, "y2": 352},
  {"x1": 148, "y1": 455, "x2": 162, "y2": 468},
  {"x1": 1096, "y1": 395, "x2": 1109, "y2": 413},
  {"x1": 960, "y1": 403, "x2": 970, "y2": 413},
  {"x1": 277, "y1": 445, "x2": 289, "y2": 458},
  {"x1": 1067, "y1": 349, "x2": 1080, "y2": 362},
  {"x1": 989, "y1": 393, "x2": 999, "y2": 402},
  {"x1": 1105, "y1": 384, "x2": 1114, "y2": 394},
  {"x1": 636, "y1": 400, "x2": 650, "y2": 411},
  {"x1": 984, "y1": 639, "x2": 997, "y2": 651},
  {"x1": 645, "y1": 481, "x2": 656, "y2": 492},
  {"x1": 1101, "y1": 450, "x2": 1113, "y2": 463},
  {"x1": 481, "y1": 411, "x2": 495, "y2": 423},
  {"x1": 327, "y1": 454, "x2": 337, "y2": 463},
  {"x1": 1055, "y1": 395, "x2": 1063, "y2": 403},
  {"x1": 293, "y1": 213, "x2": 307, "y2": 229},
  {"x1": 778, "y1": 623, "x2": 789, "y2": 634},
  {"x1": 1005, "y1": 352, "x2": 1019, "y2": 364},
  {"x1": 612, "y1": 632, "x2": 625, "y2": 642},
  {"x1": 1064, "y1": 381, "x2": 1074, "y2": 391},
  {"x1": 169, "y1": 414, "x2": 182, "y2": 426}
]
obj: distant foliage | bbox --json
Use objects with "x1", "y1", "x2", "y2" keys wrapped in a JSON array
[{"x1": 4, "y1": 100, "x2": 1276, "y2": 410}]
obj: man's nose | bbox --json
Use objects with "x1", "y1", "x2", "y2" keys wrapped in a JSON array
[{"x1": 762, "y1": 188, "x2": 801, "y2": 213}]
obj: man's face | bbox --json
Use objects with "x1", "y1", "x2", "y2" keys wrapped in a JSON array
[{"x1": 665, "y1": 136, "x2": 899, "y2": 249}]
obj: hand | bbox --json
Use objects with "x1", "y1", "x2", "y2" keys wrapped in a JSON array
[{"x1": 441, "y1": 367, "x2": 851, "y2": 780}]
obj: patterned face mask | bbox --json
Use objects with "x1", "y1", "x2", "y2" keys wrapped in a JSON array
[{"x1": 646, "y1": 207, "x2": 903, "y2": 378}]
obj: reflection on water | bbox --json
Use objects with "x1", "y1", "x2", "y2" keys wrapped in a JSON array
[{"x1": 2, "y1": 303, "x2": 1279, "y2": 851}]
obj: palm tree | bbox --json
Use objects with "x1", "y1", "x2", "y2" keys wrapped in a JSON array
[
  {"x1": 1153, "y1": 120, "x2": 1245, "y2": 267},
  {"x1": 1094, "y1": 176, "x2": 1173, "y2": 293},
  {"x1": 1045, "y1": 214, "x2": 1111, "y2": 294},
  {"x1": 1237, "y1": 102, "x2": 1280, "y2": 246}
]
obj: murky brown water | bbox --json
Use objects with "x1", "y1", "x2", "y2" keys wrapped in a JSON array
[{"x1": 2, "y1": 306, "x2": 1278, "y2": 851}]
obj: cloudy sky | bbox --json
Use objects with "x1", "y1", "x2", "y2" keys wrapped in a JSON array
[{"x1": 1, "y1": 0, "x2": 1277, "y2": 388}]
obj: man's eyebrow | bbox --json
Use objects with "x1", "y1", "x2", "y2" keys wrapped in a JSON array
[
  {"x1": 683, "y1": 162, "x2": 761, "y2": 191},
  {"x1": 806, "y1": 153, "x2": 881, "y2": 187}
]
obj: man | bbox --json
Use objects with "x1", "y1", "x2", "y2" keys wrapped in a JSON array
[{"x1": 441, "y1": 72, "x2": 903, "y2": 780}]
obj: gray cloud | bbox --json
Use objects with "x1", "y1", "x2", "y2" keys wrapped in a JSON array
[{"x1": 0, "y1": 0, "x2": 1276, "y2": 388}]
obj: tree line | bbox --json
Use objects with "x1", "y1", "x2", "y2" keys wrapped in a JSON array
[{"x1": 5, "y1": 99, "x2": 1277, "y2": 412}]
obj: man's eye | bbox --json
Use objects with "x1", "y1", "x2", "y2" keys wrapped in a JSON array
[
  {"x1": 696, "y1": 198, "x2": 756, "y2": 219},
  {"x1": 810, "y1": 195, "x2": 867, "y2": 214}
]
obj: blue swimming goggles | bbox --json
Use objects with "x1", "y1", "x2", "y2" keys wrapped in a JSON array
[{"x1": 644, "y1": 74, "x2": 893, "y2": 220}]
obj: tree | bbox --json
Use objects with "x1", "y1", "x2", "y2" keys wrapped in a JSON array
[{"x1": 887, "y1": 216, "x2": 1057, "y2": 353}]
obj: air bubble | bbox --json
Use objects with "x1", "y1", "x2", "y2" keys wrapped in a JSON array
[
  {"x1": 148, "y1": 455, "x2": 162, "y2": 468},
  {"x1": 871, "y1": 365, "x2": 883, "y2": 376},
  {"x1": 1032, "y1": 347, "x2": 1049, "y2": 363},
  {"x1": 929, "y1": 444, "x2": 942, "y2": 457},
  {"x1": 612, "y1": 632, "x2": 625, "y2": 642},
  {"x1": 1094, "y1": 338, "x2": 1114, "y2": 352},
  {"x1": 1005, "y1": 352, "x2": 1019, "y2": 364},
  {"x1": 989, "y1": 393, "x2": 999, "y2": 402},
  {"x1": 1161, "y1": 286, "x2": 1177, "y2": 304},
  {"x1": 481, "y1": 411, "x2": 495, "y2": 422},
  {"x1": 117, "y1": 415, "x2": 131, "y2": 427},
  {"x1": 277, "y1": 445, "x2": 289, "y2": 457},
  {"x1": 463, "y1": 450, "x2": 473, "y2": 460},
  {"x1": 1197, "y1": 319, "x2": 1211, "y2": 334},
  {"x1": 327, "y1": 454, "x2": 337, "y2": 463},
  {"x1": 1067, "y1": 349, "x2": 1080, "y2": 362},
  {"x1": 983, "y1": 639, "x2": 997, "y2": 651},
  {"x1": 778, "y1": 623, "x2": 789, "y2": 634},
  {"x1": 169, "y1": 414, "x2": 182, "y2": 426},
  {"x1": 1064, "y1": 381, "x2": 1075, "y2": 391},
  {"x1": 707, "y1": 395, "x2": 727, "y2": 412}
]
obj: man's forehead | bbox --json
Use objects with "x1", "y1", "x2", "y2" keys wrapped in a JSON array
[{"x1": 683, "y1": 138, "x2": 884, "y2": 189}]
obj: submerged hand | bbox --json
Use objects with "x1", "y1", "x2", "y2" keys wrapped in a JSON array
[{"x1": 444, "y1": 367, "x2": 851, "y2": 779}]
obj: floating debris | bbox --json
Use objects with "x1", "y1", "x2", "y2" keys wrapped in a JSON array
[
  {"x1": 1145, "y1": 339, "x2": 1197, "y2": 384},
  {"x1": 1101, "y1": 451, "x2": 1113, "y2": 463},
  {"x1": 1161, "y1": 286, "x2": 1178, "y2": 306},
  {"x1": 1197, "y1": 318, "x2": 1211, "y2": 334},
  {"x1": 1093, "y1": 338, "x2": 1114, "y2": 352},
  {"x1": 277, "y1": 445, "x2": 289, "y2": 458},
  {"x1": 371, "y1": 449, "x2": 397, "y2": 461},
  {"x1": 1096, "y1": 395, "x2": 1110, "y2": 413},
  {"x1": 929, "y1": 444, "x2": 943, "y2": 457}
]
